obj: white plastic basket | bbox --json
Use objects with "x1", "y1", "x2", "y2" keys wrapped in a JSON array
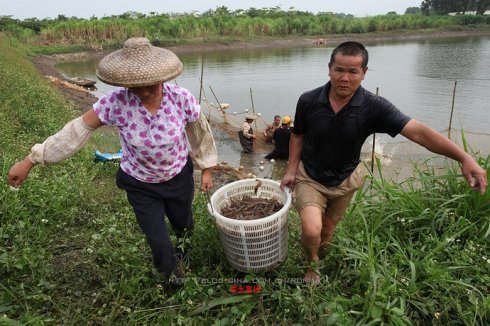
[{"x1": 207, "y1": 178, "x2": 291, "y2": 272}]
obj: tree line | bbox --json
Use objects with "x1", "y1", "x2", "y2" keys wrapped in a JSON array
[{"x1": 421, "y1": 0, "x2": 490, "y2": 15}]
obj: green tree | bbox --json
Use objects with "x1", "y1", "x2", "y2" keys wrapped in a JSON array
[
  {"x1": 214, "y1": 6, "x2": 231, "y2": 16},
  {"x1": 19, "y1": 18, "x2": 42, "y2": 33},
  {"x1": 56, "y1": 14, "x2": 68, "y2": 22},
  {"x1": 0, "y1": 15, "x2": 17, "y2": 31},
  {"x1": 405, "y1": 7, "x2": 421, "y2": 14},
  {"x1": 422, "y1": 0, "x2": 490, "y2": 15},
  {"x1": 474, "y1": 0, "x2": 490, "y2": 14},
  {"x1": 460, "y1": 0, "x2": 471, "y2": 13}
]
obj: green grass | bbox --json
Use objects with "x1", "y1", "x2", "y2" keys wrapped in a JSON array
[{"x1": 1, "y1": 33, "x2": 489, "y2": 325}]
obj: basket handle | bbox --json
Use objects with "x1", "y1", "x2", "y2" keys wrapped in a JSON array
[{"x1": 206, "y1": 190, "x2": 214, "y2": 213}]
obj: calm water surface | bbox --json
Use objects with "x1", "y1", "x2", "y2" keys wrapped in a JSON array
[{"x1": 57, "y1": 36, "x2": 490, "y2": 180}]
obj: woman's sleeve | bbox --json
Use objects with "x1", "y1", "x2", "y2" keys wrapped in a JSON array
[
  {"x1": 28, "y1": 116, "x2": 94, "y2": 165},
  {"x1": 185, "y1": 113, "x2": 218, "y2": 169}
]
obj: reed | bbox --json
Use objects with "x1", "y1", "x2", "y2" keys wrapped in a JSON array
[
  {"x1": 448, "y1": 80, "x2": 457, "y2": 139},
  {"x1": 370, "y1": 87, "x2": 379, "y2": 173},
  {"x1": 2, "y1": 12, "x2": 489, "y2": 49}
]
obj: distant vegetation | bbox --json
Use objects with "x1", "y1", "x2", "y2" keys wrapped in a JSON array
[
  {"x1": 422, "y1": 0, "x2": 490, "y2": 15},
  {"x1": 0, "y1": 5, "x2": 489, "y2": 51}
]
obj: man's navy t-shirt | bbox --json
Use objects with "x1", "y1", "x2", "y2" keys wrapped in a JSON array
[
  {"x1": 293, "y1": 82, "x2": 411, "y2": 186},
  {"x1": 272, "y1": 127, "x2": 291, "y2": 158}
]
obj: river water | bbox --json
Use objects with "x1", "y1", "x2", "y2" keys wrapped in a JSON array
[{"x1": 56, "y1": 35, "x2": 490, "y2": 181}]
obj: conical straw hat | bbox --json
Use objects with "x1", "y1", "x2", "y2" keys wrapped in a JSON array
[{"x1": 96, "y1": 37, "x2": 183, "y2": 87}]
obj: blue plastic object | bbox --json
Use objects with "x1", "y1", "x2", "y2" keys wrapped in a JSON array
[{"x1": 94, "y1": 149, "x2": 122, "y2": 162}]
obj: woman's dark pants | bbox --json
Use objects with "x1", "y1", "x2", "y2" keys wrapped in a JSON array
[{"x1": 116, "y1": 159, "x2": 194, "y2": 277}]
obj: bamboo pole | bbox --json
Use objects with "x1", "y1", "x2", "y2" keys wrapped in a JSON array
[
  {"x1": 208, "y1": 86, "x2": 226, "y2": 122},
  {"x1": 198, "y1": 29, "x2": 206, "y2": 104},
  {"x1": 448, "y1": 80, "x2": 457, "y2": 140},
  {"x1": 370, "y1": 87, "x2": 379, "y2": 173},
  {"x1": 198, "y1": 47, "x2": 205, "y2": 104},
  {"x1": 199, "y1": 79, "x2": 212, "y2": 120},
  {"x1": 249, "y1": 87, "x2": 258, "y2": 133}
]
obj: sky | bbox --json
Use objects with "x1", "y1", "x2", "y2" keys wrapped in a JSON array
[{"x1": 3, "y1": 0, "x2": 423, "y2": 20}]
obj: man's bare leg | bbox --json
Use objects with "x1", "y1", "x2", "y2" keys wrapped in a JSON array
[
  {"x1": 300, "y1": 206, "x2": 323, "y2": 285},
  {"x1": 319, "y1": 215, "x2": 340, "y2": 258}
]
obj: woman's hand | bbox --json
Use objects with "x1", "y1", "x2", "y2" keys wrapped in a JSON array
[
  {"x1": 7, "y1": 157, "x2": 35, "y2": 187},
  {"x1": 200, "y1": 168, "x2": 213, "y2": 192}
]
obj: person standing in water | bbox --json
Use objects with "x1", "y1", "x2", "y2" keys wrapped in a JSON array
[{"x1": 239, "y1": 114, "x2": 257, "y2": 153}]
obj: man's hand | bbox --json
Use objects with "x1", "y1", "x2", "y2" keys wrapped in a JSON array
[
  {"x1": 280, "y1": 171, "x2": 296, "y2": 192},
  {"x1": 461, "y1": 156, "x2": 487, "y2": 195}
]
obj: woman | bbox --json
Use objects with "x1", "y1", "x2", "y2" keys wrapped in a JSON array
[{"x1": 7, "y1": 37, "x2": 217, "y2": 287}]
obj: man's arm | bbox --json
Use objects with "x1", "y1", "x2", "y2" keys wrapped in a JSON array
[
  {"x1": 401, "y1": 119, "x2": 487, "y2": 194},
  {"x1": 263, "y1": 123, "x2": 272, "y2": 136},
  {"x1": 280, "y1": 133, "x2": 303, "y2": 191}
]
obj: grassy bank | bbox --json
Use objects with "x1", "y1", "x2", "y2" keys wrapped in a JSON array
[{"x1": 1, "y1": 33, "x2": 489, "y2": 325}]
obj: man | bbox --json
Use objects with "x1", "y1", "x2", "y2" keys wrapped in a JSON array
[
  {"x1": 280, "y1": 41, "x2": 487, "y2": 284},
  {"x1": 239, "y1": 114, "x2": 256, "y2": 153},
  {"x1": 263, "y1": 114, "x2": 282, "y2": 142},
  {"x1": 265, "y1": 116, "x2": 292, "y2": 160}
]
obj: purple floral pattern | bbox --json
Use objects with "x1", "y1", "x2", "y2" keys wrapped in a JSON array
[{"x1": 94, "y1": 83, "x2": 200, "y2": 183}]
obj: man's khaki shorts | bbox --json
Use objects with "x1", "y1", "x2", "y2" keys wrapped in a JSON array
[{"x1": 293, "y1": 161, "x2": 365, "y2": 221}]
